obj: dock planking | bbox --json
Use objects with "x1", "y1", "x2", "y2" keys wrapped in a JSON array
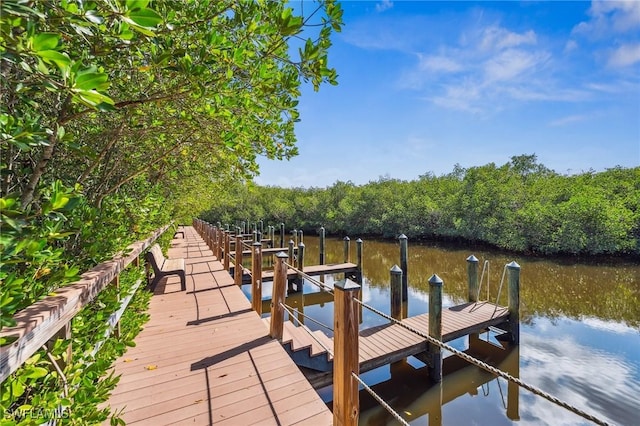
[{"x1": 104, "y1": 227, "x2": 332, "y2": 425}]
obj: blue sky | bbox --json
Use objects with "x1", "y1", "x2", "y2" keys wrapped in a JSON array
[{"x1": 255, "y1": 0, "x2": 640, "y2": 188}]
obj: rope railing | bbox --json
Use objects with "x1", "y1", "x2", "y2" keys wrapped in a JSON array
[
  {"x1": 352, "y1": 372, "x2": 410, "y2": 426},
  {"x1": 280, "y1": 302, "x2": 334, "y2": 334},
  {"x1": 283, "y1": 261, "x2": 334, "y2": 294},
  {"x1": 352, "y1": 297, "x2": 610, "y2": 426}
]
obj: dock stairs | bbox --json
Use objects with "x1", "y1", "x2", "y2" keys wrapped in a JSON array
[{"x1": 262, "y1": 318, "x2": 334, "y2": 372}]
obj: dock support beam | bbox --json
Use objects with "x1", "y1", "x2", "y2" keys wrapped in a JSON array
[
  {"x1": 333, "y1": 279, "x2": 360, "y2": 426},
  {"x1": 251, "y1": 242, "x2": 263, "y2": 314},
  {"x1": 507, "y1": 261, "x2": 520, "y2": 344},
  {"x1": 467, "y1": 255, "x2": 479, "y2": 303},
  {"x1": 428, "y1": 274, "x2": 443, "y2": 382},
  {"x1": 270, "y1": 252, "x2": 289, "y2": 340}
]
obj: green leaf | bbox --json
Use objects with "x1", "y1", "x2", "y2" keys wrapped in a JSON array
[
  {"x1": 36, "y1": 50, "x2": 71, "y2": 72},
  {"x1": 72, "y1": 89, "x2": 115, "y2": 108},
  {"x1": 126, "y1": 8, "x2": 162, "y2": 28},
  {"x1": 31, "y1": 33, "x2": 60, "y2": 52},
  {"x1": 24, "y1": 366, "x2": 48, "y2": 379},
  {"x1": 75, "y1": 72, "x2": 109, "y2": 91}
]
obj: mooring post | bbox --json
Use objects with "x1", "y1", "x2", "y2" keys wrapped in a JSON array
[
  {"x1": 507, "y1": 261, "x2": 521, "y2": 344},
  {"x1": 399, "y1": 234, "x2": 408, "y2": 306},
  {"x1": 253, "y1": 229, "x2": 258, "y2": 243},
  {"x1": 467, "y1": 255, "x2": 479, "y2": 303},
  {"x1": 241, "y1": 221, "x2": 245, "y2": 234},
  {"x1": 297, "y1": 241, "x2": 305, "y2": 292},
  {"x1": 259, "y1": 219, "x2": 264, "y2": 235},
  {"x1": 288, "y1": 239, "x2": 295, "y2": 267},
  {"x1": 234, "y1": 234, "x2": 243, "y2": 286},
  {"x1": 292, "y1": 228, "x2": 298, "y2": 247},
  {"x1": 270, "y1": 252, "x2": 289, "y2": 340},
  {"x1": 356, "y1": 238, "x2": 363, "y2": 284},
  {"x1": 428, "y1": 274, "x2": 443, "y2": 382},
  {"x1": 333, "y1": 279, "x2": 361, "y2": 426},
  {"x1": 223, "y1": 231, "x2": 231, "y2": 271},
  {"x1": 343, "y1": 236, "x2": 350, "y2": 262},
  {"x1": 390, "y1": 265, "x2": 403, "y2": 320},
  {"x1": 319, "y1": 226, "x2": 326, "y2": 265},
  {"x1": 280, "y1": 223, "x2": 285, "y2": 248},
  {"x1": 251, "y1": 242, "x2": 263, "y2": 314}
]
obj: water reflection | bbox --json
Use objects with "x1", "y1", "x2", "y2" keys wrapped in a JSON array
[{"x1": 246, "y1": 235, "x2": 639, "y2": 425}]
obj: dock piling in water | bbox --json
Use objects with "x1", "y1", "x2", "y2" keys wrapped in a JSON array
[
  {"x1": 390, "y1": 265, "x2": 404, "y2": 320},
  {"x1": 399, "y1": 234, "x2": 408, "y2": 306},
  {"x1": 507, "y1": 261, "x2": 521, "y2": 344},
  {"x1": 467, "y1": 255, "x2": 479, "y2": 303},
  {"x1": 319, "y1": 226, "x2": 326, "y2": 265},
  {"x1": 428, "y1": 274, "x2": 443, "y2": 382}
]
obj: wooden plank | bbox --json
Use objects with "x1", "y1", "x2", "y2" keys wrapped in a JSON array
[{"x1": 104, "y1": 226, "x2": 331, "y2": 425}]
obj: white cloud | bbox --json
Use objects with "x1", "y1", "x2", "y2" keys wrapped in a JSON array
[
  {"x1": 478, "y1": 26, "x2": 537, "y2": 52},
  {"x1": 483, "y1": 49, "x2": 549, "y2": 83},
  {"x1": 418, "y1": 54, "x2": 463, "y2": 73},
  {"x1": 375, "y1": 0, "x2": 393, "y2": 13},
  {"x1": 549, "y1": 114, "x2": 591, "y2": 127},
  {"x1": 607, "y1": 42, "x2": 640, "y2": 67}
]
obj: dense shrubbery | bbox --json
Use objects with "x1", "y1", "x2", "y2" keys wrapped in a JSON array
[
  {"x1": 203, "y1": 155, "x2": 640, "y2": 256},
  {"x1": 1, "y1": 0, "x2": 342, "y2": 423}
]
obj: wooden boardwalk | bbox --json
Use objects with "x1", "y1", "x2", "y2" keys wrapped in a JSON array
[{"x1": 104, "y1": 227, "x2": 332, "y2": 425}]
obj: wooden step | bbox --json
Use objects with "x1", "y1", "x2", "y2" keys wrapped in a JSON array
[{"x1": 311, "y1": 330, "x2": 334, "y2": 361}]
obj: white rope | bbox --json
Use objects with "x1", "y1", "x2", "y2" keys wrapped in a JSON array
[
  {"x1": 352, "y1": 298, "x2": 610, "y2": 426},
  {"x1": 283, "y1": 261, "x2": 334, "y2": 294},
  {"x1": 352, "y1": 372, "x2": 410, "y2": 426}
]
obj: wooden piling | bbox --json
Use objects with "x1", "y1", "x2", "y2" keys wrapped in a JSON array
[
  {"x1": 399, "y1": 234, "x2": 408, "y2": 305},
  {"x1": 467, "y1": 255, "x2": 479, "y2": 303},
  {"x1": 319, "y1": 226, "x2": 326, "y2": 265},
  {"x1": 356, "y1": 238, "x2": 363, "y2": 284},
  {"x1": 428, "y1": 274, "x2": 443, "y2": 382},
  {"x1": 234, "y1": 234, "x2": 243, "y2": 286},
  {"x1": 288, "y1": 239, "x2": 295, "y2": 267},
  {"x1": 297, "y1": 242, "x2": 305, "y2": 291},
  {"x1": 280, "y1": 223, "x2": 285, "y2": 248},
  {"x1": 390, "y1": 265, "x2": 403, "y2": 320},
  {"x1": 333, "y1": 279, "x2": 361, "y2": 426},
  {"x1": 507, "y1": 261, "x2": 520, "y2": 344},
  {"x1": 270, "y1": 252, "x2": 289, "y2": 340},
  {"x1": 251, "y1": 242, "x2": 263, "y2": 314},
  {"x1": 223, "y1": 231, "x2": 230, "y2": 271}
]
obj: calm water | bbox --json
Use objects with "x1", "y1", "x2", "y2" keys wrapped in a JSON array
[{"x1": 242, "y1": 236, "x2": 640, "y2": 425}]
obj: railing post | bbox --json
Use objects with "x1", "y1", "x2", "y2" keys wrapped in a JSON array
[
  {"x1": 259, "y1": 219, "x2": 264, "y2": 235},
  {"x1": 241, "y1": 221, "x2": 246, "y2": 234},
  {"x1": 298, "y1": 229, "x2": 303, "y2": 243},
  {"x1": 507, "y1": 261, "x2": 521, "y2": 344},
  {"x1": 288, "y1": 239, "x2": 295, "y2": 267},
  {"x1": 270, "y1": 252, "x2": 289, "y2": 340},
  {"x1": 212, "y1": 226, "x2": 218, "y2": 258},
  {"x1": 223, "y1": 231, "x2": 230, "y2": 271},
  {"x1": 235, "y1": 234, "x2": 243, "y2": 286},
  {"x1": 112, "y1": 275, "x2": 121, "y2": 338},
  {"x1": 467, "y1": 255, "x2": 479, "y2": 303},
  {"x1": 47, "y1": 322, "x2": 72, "y2": 371},
  {"x1": 293, "y1": 228, "x2": 298, "y2": 246},
  {"x1": 319, "y1": 226, "x2": 326, "y2": 265},
  {"x1": 251, "y1": 242, "x2": 263, "y2": 314},
  {"x1": 280, "y1": 223, "x2": 285, "y2": 248},
  {"x1": 428, "y1": 274, "x2": 443, "y2": 382},
  {"x1": 399, "y1": 234, "x2": 408, "y2": 306},
  {"x1": 390, "y1": 265, "x2": 403, "y2": 320},
  {"x1": 356, "y1": 238, "x2": 363, "y2": 284},
  {"x1": 217, "y1": 228, "x2": 224, "y2": 260},
  {"x1": 333, "y1": 279, "x2": 361, "y2": 426}
]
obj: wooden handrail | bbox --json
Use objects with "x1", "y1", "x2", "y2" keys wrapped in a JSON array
[{"x1": 0, "y1": 225, "x2": 169, "y2": 383}]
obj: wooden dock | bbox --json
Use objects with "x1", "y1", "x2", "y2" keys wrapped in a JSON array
[
  {"x1": 104, "y1": 227, "x2": 332, "y2": 425},
  {"x1": 263, "y1": 302, "x2": 510, "y2": 388}
]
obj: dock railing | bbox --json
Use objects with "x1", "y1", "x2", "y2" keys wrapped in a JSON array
[{"x1": 0, "y1": 224, "x2": 170, "y2": 383}]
